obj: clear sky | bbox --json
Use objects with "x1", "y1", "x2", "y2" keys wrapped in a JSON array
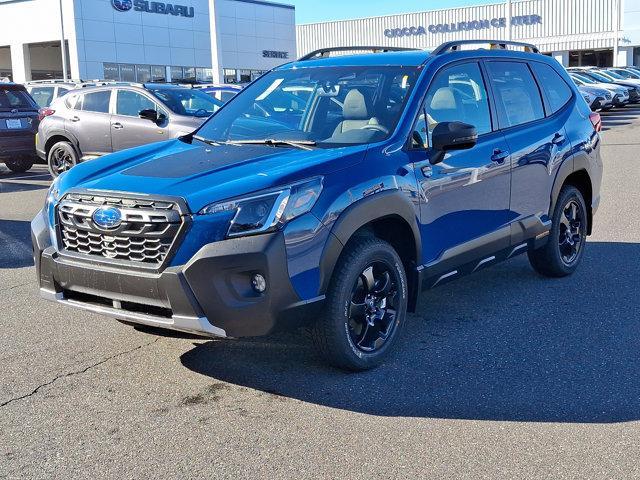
[{"x1": 289, "y1": 0, "x2": 498, "y2": 24}]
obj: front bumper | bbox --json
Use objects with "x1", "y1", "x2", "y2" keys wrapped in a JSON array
[{"x1": 32, "y1": 211, "x2": 323, "y2": 338}]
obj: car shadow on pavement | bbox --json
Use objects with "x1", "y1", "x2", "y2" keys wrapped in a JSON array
[
  {"x1": 0, "y1": 220, "x2": 34, "y2": 268},
  {"x1": 181, "y1": 241, "x2": 640, "y2": 424}
]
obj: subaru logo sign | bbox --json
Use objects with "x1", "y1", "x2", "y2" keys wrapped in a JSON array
[
  {"x1": 111, "y1": 0, "x2": 133, "y2": 12},
  {"x1": 93, "y1": 207, "x2": 123, "y2": 230}
]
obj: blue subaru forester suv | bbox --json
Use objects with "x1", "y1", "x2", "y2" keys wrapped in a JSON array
[{"x1": 32, "y1": 41, "x2": 602, "y2": 371}]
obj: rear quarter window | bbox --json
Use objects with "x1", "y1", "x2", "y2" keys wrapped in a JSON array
[{"x1": 530, "y1": 63, "x2": 573, "y2": 114}]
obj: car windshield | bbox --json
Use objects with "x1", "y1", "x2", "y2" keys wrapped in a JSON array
[
  {"x1": 616, "y1": 69, "x2": 640, "y2": 79},
  {"x1": 572, "y1": 73, "x2": 596, "y2": 84},
  {"x1": 194, "y1": 65, "x2": 420, "y2": 147},
  {"x1": 147, "y1": 87, "x2": 223, "y2": 117},
  {"x1": 588, "y1": 71, "x2": 615, "y2": 82},
  {"x1": 604, "y1": 70, "x2": 625, "y2": 79},
  {"x1": 0, "y1": 88, "x2": 35, "y2": 111}
]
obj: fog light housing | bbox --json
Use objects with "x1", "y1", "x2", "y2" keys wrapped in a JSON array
[{"x1": 251, "y1": 274, "x2": 267, "y2": 293}]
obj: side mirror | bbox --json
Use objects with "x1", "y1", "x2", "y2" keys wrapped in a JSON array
[
  {"x1": 139, "y1": 109, "x2": 158, "y2": 123},
  {"x1": 430, "y1": 121, "x2": 478, "y2": 165}
]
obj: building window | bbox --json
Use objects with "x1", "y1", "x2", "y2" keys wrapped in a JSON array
[
  {"x1": 196, "y1": 68, "x2": 213, "y2": 83},
  {"x1": 251, "y1": 70, "x2": 265, "y2": 81},
  {"x1": 135, "y1": 65, "x2": 151, "y2": 83},
  {"x1": 104, "y1": 63, "x2": 119, "y2": 81},
  {"x1": 183, "y1": 67, "x2": 196, "y2": 82},
  {"x1": 120, "y1": 64, "x2": 136, "y2": 82},
  {"x1": 569, "y1": 49, "x2": 613, "y2": 67},
  {"x1": 171, "y1": 66, "x2": 184, "y2": 81},
  {"x1": 224, "y1": 69, "x2": 237, "y2": 84},
  {"x1": 152, "y1": 66, "x2": 166, "y2": 82},
  {"x1": 239, "y1": 69, "x2": 251, "y2": 83}
]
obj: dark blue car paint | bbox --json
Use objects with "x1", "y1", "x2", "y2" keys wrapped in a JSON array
[{"x1": 35, "y1": 47, "x2": 602, "y2": 337}]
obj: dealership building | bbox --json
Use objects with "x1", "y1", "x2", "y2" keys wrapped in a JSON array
[
  {"x1": 0, "y1": 0, "x2": 296, "y2": 84},
  {"x1": 297, "y1": 0, "x2": 640, "y2": 68}
]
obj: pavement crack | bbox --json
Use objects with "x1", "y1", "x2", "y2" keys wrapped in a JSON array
[{"x1": 0, "y1": 337, "x2": 161, "y2": 408}]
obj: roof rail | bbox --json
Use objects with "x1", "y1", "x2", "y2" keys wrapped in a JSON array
[
  {"x1": 298, "y1": 46, "x2": 420, "y2": 61},
  {"x1": 432, "y1": 40, "x2": 540, "y2": 56},
  {"x1": 26, "y1": 79, "x2": 85, "y2": 84}
]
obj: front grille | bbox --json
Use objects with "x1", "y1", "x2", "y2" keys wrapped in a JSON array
[{"x1": 57, "y1": 193, "x2": 183, "y2": 266}]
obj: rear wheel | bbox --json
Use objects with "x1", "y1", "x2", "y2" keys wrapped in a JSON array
[
  {"x1": 311, "y1": 237, "x2": 408, "y2": 371},
  {"x1": 528, "y1": 186, "x2": 588, "y2": 277},
  {"x1": 47, "y1": 141, "x2": 78, "y2": 178},
  {"x1": 4, "y1": 156, "x2": 34, "y2": 173}
]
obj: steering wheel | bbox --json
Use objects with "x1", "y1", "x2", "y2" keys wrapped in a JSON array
[
  {"x1": 194, "y1": 108, "x2": 210, "y2": 117},
  {"x1": 360, "y1": 124, "x2": 389, "y2": 134}
]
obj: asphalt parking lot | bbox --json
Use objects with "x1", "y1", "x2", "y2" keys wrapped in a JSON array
[{"x1": 1, "y1": 106, "x2": 640, "y2": 479}]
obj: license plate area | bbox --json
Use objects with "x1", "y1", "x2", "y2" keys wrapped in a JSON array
[{"x1": 6, "y1": 119, "x2": 23, "y2": 129}]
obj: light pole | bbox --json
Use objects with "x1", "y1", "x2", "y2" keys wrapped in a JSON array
[
  {"x1": 506, "y1": 0, "x2": 512, "y2": 41},
  {"x1": 59, "y1": 0, "x2": 68, "y2": 80}
]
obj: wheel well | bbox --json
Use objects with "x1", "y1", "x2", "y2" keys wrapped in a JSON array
[
  {"x1": 44, "y1": 135, "x2": 75, "y2": 158},
  {"x1": 562, "y1": 169, "x2": 593, "y2": 234},
  {"x1": 348, "y1": 215, "x2": 419, "y2": 311}
]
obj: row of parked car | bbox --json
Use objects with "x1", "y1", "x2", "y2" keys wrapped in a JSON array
[
  {"x1": 569, "y1": 65, "x2": 640, "y2": 111},
  {"x1": 0, "y1": 79, "x2": 242, "y2": 174}
]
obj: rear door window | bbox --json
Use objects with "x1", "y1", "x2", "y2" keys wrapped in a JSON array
[
  {"x1": 81, "y1": 91, "x2": 111, "y2": 113},
  {"x1": 486, "y1": 61, "x2": 545, "y2": 128},
  {"x1": 530, "y1": 63, "x2": 573, "y2": 114}
]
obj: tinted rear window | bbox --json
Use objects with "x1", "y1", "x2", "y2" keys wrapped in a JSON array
[
  {"x1": 0, "y1": 88, "x2": 35, "y2": 111},
  {"x1": 486, "y1": 62, "x2": 544, "y2": 128},
  {"x1": 531, "y1": 63, "x2": 573, "y2": 114},
  {"x1": 30, "y1": 87, "x2": 55, "y2": 108}
]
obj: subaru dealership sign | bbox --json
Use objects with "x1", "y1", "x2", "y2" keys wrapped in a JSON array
[
  {"x1": 384, "y1": 14, "x2": 542, "y2": 38},
  {"x1": 112, "y1": 0, "x2": 195, "y2": 17}
]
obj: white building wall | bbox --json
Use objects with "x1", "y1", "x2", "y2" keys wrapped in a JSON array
[
  {"x1": 73, "y1": 0, "x2": 212, "y2": 80},
  {"x1": 213, "y1": 0, "x2": 296, "y2": 80},
  {"x1": 296, "y1": 0, "x2": 628, "y2": 63}
]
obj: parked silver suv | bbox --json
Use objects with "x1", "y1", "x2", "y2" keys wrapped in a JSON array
[{"x1": 37, "y1": 83, "x2": 223, "y2": 177}]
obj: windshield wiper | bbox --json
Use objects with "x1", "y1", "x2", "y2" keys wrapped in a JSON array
[
  {"x1": 192, "y1": 135, "x2": 223, "y2": 146},
  {"x1": 227, "y1": 139, "x2": 318, "y2": 151}
]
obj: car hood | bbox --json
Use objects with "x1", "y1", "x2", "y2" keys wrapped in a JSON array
[{"x1": 58, "y1": 138, "x2": 368, "y2": 213}]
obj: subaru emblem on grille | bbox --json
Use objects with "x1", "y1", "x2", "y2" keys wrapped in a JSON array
[{"x1": 92, "y1": 207, "x2": 122, "y2": 230}]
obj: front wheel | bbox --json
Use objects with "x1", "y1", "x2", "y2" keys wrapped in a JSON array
[
  {"x1": 47, "y1": 141, "x2": 78, "y2": 178},
  {"x1": 311, "y1": 237, "x2": 408, "y2": 371},
  {"x1": 528, "y1": 186, "x2": 588, "y2": 277},
  {"x1": 4, "y1": 156, "x2": 34, "y2": 173}
]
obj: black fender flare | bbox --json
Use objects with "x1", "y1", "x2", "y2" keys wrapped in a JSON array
[
  {"x1": 550, "y1": 155, "x2": 592, "y2": 216},
  {"x1": 318, "y1": 189, "x2": 422, "y2": 295},
  {"x1": 43, "y1": 129, "x2": 82, "y2": 159}
]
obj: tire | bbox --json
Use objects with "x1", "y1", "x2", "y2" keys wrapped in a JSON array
[
  {"x1": 47, "y1": 141, "x2": 78, "y2": 178},
  {"x1": 311, "y1": 236, "x2": 408, "y2": 371},
  {"x1": 4, "y1": 156, "x2": 34, "y2": 173},
  {"x1": 528, "y1": 186, "x2": 588, "y2": 278}
]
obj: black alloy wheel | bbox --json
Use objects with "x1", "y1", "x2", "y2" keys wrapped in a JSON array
[
  {"x1": 347, "y1": 262, "x2": 400, "y2": 353},
  {"x1": 47, "y1": 141, "x2": 77, "y2": 178},
  {"x1": 558, "y1": 199, "x2": 586, "y2": 267}
]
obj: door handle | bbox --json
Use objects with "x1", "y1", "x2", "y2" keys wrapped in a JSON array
[
  {"x1": 491, "y1": 149, "x2": 510, "y2": 164},
  {"x1": 111, "y1": 122, "x2": 124, "y2": 130},
  {"x1": 69, "y1": 116, "x2": 80, "y2": 122},
  {"x1": 552, "y1": 132, "x2": 565, "y2": 145}
]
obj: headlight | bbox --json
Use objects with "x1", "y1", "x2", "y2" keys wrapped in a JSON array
[{"x1": 199, "y1": 177, "x2": 323, "y2": 238}]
